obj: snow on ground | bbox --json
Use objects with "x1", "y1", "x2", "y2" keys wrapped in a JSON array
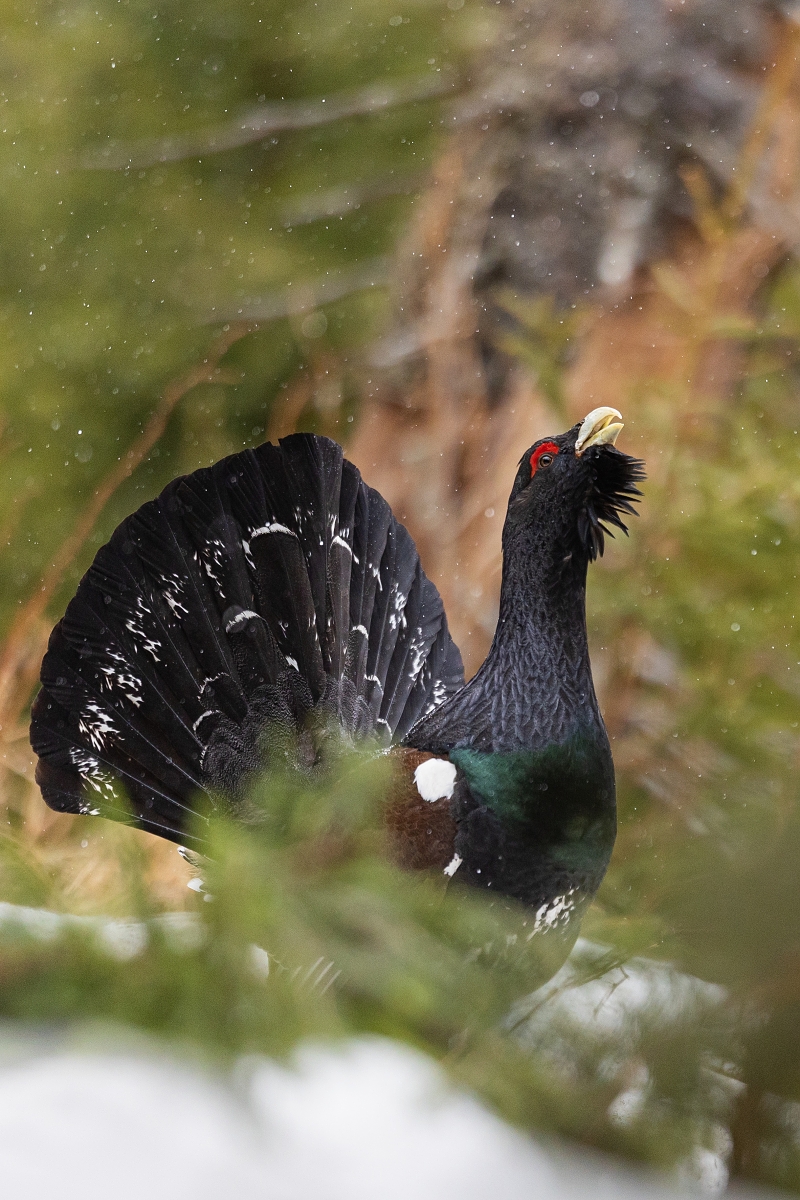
[
  {"x1": 0, "y1": 1035, "x2": 787, "y2": 1200},
  {"x1": 0, "y1": 906, "x2": 788, "y2": 1199}
]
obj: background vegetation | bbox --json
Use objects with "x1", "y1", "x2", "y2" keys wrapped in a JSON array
[{"x1": 3, "y1": 0, "x2": 800, "y2": 1193}]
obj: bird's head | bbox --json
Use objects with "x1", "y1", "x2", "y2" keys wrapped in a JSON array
[{"x1": 506, "y1": 407, "x2": 645, "y2": 561}]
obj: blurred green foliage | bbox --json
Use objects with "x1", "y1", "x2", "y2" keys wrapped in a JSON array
[
  {"x1": 0, "y1": 750, "x2": 582, "y2": 1109},
  {"x1": 0, "y1": 0, "x2": 482, "y2": 623}
]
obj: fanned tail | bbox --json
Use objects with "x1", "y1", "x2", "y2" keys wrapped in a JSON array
[{"x1": 30, "y1": 435, "x2": 463, "y2": 845}]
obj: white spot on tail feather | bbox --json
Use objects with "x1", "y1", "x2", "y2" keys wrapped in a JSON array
[
  {"x1": 161, "y1": 572, "x2": 188, "y2": 618},
  {"x1": 98, "y1": 659, "x2": 143, "y2": 708},
  {"x1": 69, "y1": 747, "x2": 117, "y2": 802},
  {"x1": 201, "y1": 538, "x2": 227, "y2": 589},
  {"x1": 241, "y1": 539, "x2": 256, "y2": 571},
  {"x1": 125, "y1": 596, "x2": 161, "y2": 662},
  {"x1": 77, "y1": 702, "x2": 118, "y2": 752},
  {"x1": 408, "y1": 634, "x2": 427, "y2": 680},
  {"x1": 224, "y1": 609, "x2": 261, "y2": 633},
  {"x1": 414, "y1": 758, "x2": 456, "y2": 803},
  {"x1": 192, "y1": 710, "x2": 218, "y2": 734},
  {"x1": 388, "y1": 585, "x2": 407, "y2": 631},
  {"x1": 251, "y1": 522, "x2": 296, "y2": 539}
]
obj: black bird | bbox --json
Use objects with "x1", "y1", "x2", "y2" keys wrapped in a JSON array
[{"x1": 30, "y1": 407, "x2": 643, "y2": 933}]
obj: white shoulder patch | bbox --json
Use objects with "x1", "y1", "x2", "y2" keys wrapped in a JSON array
[{"x1": 414, "y1": 757, "x2": 457, "y2": 803}]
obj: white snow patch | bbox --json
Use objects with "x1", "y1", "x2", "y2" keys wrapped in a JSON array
[
  {"x1": 0, "y1": 1034, "x2": 765, "y2": 1200},
  {"x1": 0, "y1": 1039, "x2": 556, "y2": 1200}
]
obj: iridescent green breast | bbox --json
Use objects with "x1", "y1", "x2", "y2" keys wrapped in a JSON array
[{"x1": 449, "y1": 725, "x2": 616, "y2": 884}]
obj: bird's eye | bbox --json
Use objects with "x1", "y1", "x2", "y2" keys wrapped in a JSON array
[{"x1": 529, "y1": 441, "x2": 560, "y2": 477}]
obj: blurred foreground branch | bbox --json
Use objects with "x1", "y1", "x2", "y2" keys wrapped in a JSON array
[
  {"x1": 81, "y1": 74, "x2": 455, "y2": 172},
  {"x1": 203, "y1": 258, "x2": 390, "y2": 324}
]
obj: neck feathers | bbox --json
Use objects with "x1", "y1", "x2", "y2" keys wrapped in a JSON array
[{"x1": 407, "y1": 527, "x2": 602, "y2": 754}]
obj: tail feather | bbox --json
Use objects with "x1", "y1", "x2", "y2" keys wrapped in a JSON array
[
  {"x1": 372, "y1": 523, "x2": 422, "y2": 710},
  {"x1": 50, "y1": 603, "x2": 204, "y2": 772},
  {"x1": 35, "y1": 716, "x2": 208, "y2": 845},
  {"x1": 381, "y1": 567, "x2": 444, "y2": 736},
  {"x1": 247, "y1": 527, "x2": 326, "y2": 698},
  {"x1": 33, "y1": 690, "x2": 210, "y2": 829},
  {"x1": 357, "y1": 488, "x2": 394, "y2": 693},
  {"x1": 124, "y1": 492, "x2": 250, "y2": 720},
  {"x1": 278, "y1": 435, "x2": 343, "y2": 665},
  {"x1": 30, "y1": 434, "x2": 464, "y2": 845},
  {"x1": 394, "y1": 629, "x2": 460, "y2": 743},
  {"x1": 328, "y1": 458, "x2": 360, "y2": 682},
  {"x1": 40, "y1": 635, "x2": 206, "y2": 803},
  {"x1": 343, "y1": 482, "x2": 372, "y2": 695}
]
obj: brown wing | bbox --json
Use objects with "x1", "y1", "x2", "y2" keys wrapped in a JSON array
[{"x1": 384, "y1": 748, "x2": 457, "y2": 872}]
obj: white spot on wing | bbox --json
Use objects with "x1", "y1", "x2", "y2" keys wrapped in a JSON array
[
  {"x1": 421, "y1": 676, "x2": 449, "y2": 717},
  {"x1": 443, "y1": 853, "x2": 462, "y2": 878},
  {"x1": 414, "y1": 758, "x2": 456, "y2": 803},
  {"x1": 387, "y1": 584, "x2": 408, "y2": 632}
]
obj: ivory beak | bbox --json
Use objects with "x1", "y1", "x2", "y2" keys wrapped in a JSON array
[{"x1": 574, "y1": 407, "x2": 624, "y2": 455}]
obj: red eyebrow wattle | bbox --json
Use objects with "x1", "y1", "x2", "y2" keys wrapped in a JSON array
[{"x1": 530, "y1": 441, "x2": 560, "y2": 476}]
